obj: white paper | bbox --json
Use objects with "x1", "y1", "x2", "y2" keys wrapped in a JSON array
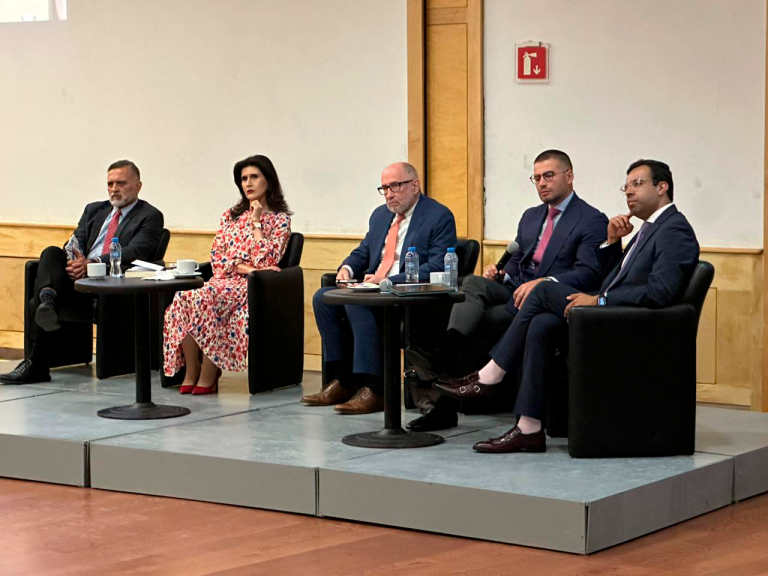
[{"x1": 130, "y1": 259, "x2": 164, "y2": 271}]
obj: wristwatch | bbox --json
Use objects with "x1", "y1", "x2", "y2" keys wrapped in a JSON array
[
  {"x1": 253, "y1": 222, "x2": 262, "y2": 230},
  {"x1": 597, "y1": 295, "x2": 607, "y2": 306}
]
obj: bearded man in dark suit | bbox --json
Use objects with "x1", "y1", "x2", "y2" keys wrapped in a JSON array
[{"x1": 0, "y1": 160, "x2": 164, "y2": 384}]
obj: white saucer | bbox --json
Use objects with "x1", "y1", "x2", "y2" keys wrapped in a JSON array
[{"x1": 172, "y1": 271, "x2": 202, "y2": 278}]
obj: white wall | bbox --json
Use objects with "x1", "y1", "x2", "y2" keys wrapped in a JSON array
[
  {"x1": 0, "y1": 0, "x2": 407, "y2": 234},
  {"x1": 485, "y1": 0, "x2": 765, "y2": 248}
]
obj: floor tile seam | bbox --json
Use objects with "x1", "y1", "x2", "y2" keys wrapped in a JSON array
[
  {"x1": 0, "y1": 390, "x2": 67, "y2": 403},
  {"x1": 83, "y1": 407, "x2": 264, "y2": 444}
]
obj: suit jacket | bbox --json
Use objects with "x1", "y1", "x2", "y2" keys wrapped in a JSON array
[
  {"x1": 342, "y1": 195, "x2": 457, "y2": 283},
  {"x1": 597, "y1": 205, "x2": 699, "y2": 308},
  {"x1": 73, "y1": 199, "x2": 164, "y2": 265},
  {"x1": 502, "y1": 193, "x2": 607, "y2": 313}
]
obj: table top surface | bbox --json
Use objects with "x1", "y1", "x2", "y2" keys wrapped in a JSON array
[
  {"x1": 75, "y1": 276, "x2": 204, "y2": 295},
  {"x1": 322, "y1": 287, "x2": 465, "y2": 307}
]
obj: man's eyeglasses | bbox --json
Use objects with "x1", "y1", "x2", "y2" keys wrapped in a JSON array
[
  {"x1": 619, "y1": 178, "x2": 658, "y2": 194},
  {"x1": 377, "y1": 179, "x2": 415, "y2": 195},
  {"x1": 530, "y1": 170, "x2": 569, "y2": 184}
]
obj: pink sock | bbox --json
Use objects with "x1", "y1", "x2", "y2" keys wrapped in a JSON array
[
  {"x1": 477, "y1": 360, "x2": 506, "y2": 385},
  {"x1": 517, "y1": 416, "x2": 542, "y2": 434}
]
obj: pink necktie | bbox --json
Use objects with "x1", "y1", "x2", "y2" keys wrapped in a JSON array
[
  {"x1": 101, "y1": 210, "x2": 122, "y2": 256},
  {"x1": 532, "y1": 206, "x2": 560, "y2": 267},
  {"x1": 376, "y1": 214, "x2": 406, "y2": 277}
]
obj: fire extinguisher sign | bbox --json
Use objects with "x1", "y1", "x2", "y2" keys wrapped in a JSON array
[{"x1": 516, "y1": 42, "x2": 549, "y2": 83}]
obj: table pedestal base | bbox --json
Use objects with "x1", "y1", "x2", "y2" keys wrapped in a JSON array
[
  {"x1": 97, "y1": 402, "x2": 191, "y2": 420},
  {"x1": 342, "y1": 427, "x2": 444, "y2": 449}
]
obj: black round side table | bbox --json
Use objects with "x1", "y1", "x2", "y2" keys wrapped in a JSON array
[
  {"x1": 322, "y1": 287, "x2": 464, "y2": 449},
  {"x1": 75, "y1": 276, "x2": 204, "y2": 420}
]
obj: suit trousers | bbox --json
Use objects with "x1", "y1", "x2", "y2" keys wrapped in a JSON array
[
  {"x1": 489, "y1": 281, "x2": 572, "y2": 421},
  {"x1": 29, "y1": 246, "x2": 93, "y2": 345},
  {"x1": 447, "y1": 275, "x2": 515, "y2": 339},
  {"x1": 313, "y1": 286, "x2": 383, "y2": 395}
]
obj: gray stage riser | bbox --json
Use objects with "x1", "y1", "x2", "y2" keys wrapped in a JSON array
[
  {"x1": 90, "y1": 445, "x2": 317, "y2": 515},
  {"x1": 733, "y1": 447, "x2": 768, "y2": 502},
  {"x1": 0, "y1": 434, "x2": 86, "y2": 487},
  {"x1": 586, "y1": 459, "x2": 734, "y2": 553},
  {"x1": 318, "y1": 470, "x2": 589, "y2": 553}
]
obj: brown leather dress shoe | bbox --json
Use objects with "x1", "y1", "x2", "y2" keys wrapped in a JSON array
[
  {"x1": 334, "y1": 387, "x2": 383, "y2": 414},
  {"x1": 434, "y1": 372, "x2": 500, "y2": 400},
  {"x1": 472, "y1": 426, "x2": 546, "y2": 454},
  {"x1": 301, "y1": 379, "x2": 356, "y2": 406}
]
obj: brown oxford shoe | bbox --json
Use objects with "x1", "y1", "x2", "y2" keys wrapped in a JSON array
[
  {"x1": 473, "y1": 426, "x2": 546, "y2": 454},
  {"x1": 434, "y1": 372, "x2": 500, "y2": 400},
  {"x1": 301, "y1": 379, "x2": 356, "y2": 406},
  {"x1": 334, "y1": 387, "x2": 383, "y2": 415}
]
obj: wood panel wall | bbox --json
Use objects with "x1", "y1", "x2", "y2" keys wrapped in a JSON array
[{"x1": 2, "y1": 223, "x2": 762, "y2": 409}]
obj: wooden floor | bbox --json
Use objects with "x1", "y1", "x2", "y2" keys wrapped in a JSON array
[{"x1": 2, "y1": 478, "x2": 768, "y2": 575}]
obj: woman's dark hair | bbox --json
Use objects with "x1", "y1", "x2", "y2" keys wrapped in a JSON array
[{"x1": 230, "y1": 155, "x2": 292, "y2": 220}]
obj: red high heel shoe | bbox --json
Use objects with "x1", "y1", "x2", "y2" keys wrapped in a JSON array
[
  {"x1": 179, "y1": 383, "x2": 196, "y2": 394},
  {"x1": 192, "y1": 368, "x2": 222, "y2": 395}
]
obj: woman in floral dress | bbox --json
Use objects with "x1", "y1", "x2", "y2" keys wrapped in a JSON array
[{"x1": 163, "y1": 155, "x2": 292, "y2": 394}]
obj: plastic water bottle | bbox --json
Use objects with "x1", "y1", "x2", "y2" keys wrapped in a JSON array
[
  {"x1": 109, "y1": 237, "x2": 123, "y2": 278},
  {"x1": 405, "y1": 247, "x2": 419, "y2": 283},
  {"x1": 444, "y1": 247, "x2": 458, "y2": 291}
]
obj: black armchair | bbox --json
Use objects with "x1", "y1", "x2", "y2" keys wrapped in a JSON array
[
  {"x1": 23, "y1": 228, "x2": 171, "y2": 379},
  {"x1": 160, "y1": 232, "x2": 305, "y2": 395},
  {"x1": 566, "y1": 260, "x2": 715, "y2": 458}
]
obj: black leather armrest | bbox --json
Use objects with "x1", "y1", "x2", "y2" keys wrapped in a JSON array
[
  {"x1": 567, "y1": 304, "x2": 698, "y2": 457},
  {"x1": 247, "y1": 266, "x2": 304, "y2": 393},
  {"x1": 321, "y1": 272, "x2": 337, "y2": 287},
  {"x1": 199, "y1": 262, "x2": 213, "y2": 281}
]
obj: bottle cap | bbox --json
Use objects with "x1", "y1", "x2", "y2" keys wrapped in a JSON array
[
  {"x1": 112, "y1": 237, "x2": 119, "y2": 242},
  {"x1": 447, "y1": 247, "x2": 455, "y2": 252},
  {"x1": 408, "y1": 247, "x2": 416, "y2": 251}
]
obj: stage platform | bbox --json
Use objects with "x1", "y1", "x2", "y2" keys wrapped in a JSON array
[{"x1": 0, "y1": 363, "x2": 766, "y2": 554}]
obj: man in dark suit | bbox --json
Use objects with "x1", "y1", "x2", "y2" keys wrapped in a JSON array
[
  {"x1": 303, "y1": 162, "x2": 457, "y2": 414},
  {"x1": 436, "y1": 159, "x2": 700, "y2": 453},
  {"x1": 0, "y1": 160, "x2": 164, "y2": 385},
  {"x1": 407, "y1": 149, "x2": 607, "y2": 431}
]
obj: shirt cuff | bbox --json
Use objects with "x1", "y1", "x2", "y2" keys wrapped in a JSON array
[{"x1": 341, "y1": 265, "x2": 355, "y2": 278}]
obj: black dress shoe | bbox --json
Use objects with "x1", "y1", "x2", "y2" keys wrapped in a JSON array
[
  {"x1": 35, "y1": 294, "x2": 60, "y2": 332},
  {"x1": 406, "y1": 406, "x2": 458, "y2": 431},
  {"x1": 0, "y1": 359, "x2": 51, "y2": 385},
  {"x1": 435, "y1": 372, "x2": 500, "y2": 400},
  {"x1": 473, "y1": 426, "x2": 546, "y2": 454}
]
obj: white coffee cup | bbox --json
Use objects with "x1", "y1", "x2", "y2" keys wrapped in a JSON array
[
  {"x1": 176, "y1": 259, "x2": 199, "y2": 275},
  {"x1": 87, "y1": 262, "x2": 107, "y2": 278},
  {"x1": 430, "y1": 271, "x2": 447, "y2": 284}
]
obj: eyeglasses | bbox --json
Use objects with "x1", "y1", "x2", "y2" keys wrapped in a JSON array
[
  {"x1": 530, "y1": 170, "x2": 569, "y2": 184},
  {"x1": 377, "y1": 179, "x2": 415, "y2": 195},
  {"x1": 619, "y1": 178, "x2": 658, "y2": 194}
]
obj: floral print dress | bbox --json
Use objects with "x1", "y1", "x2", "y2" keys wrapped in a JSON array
[{"x1": 163, "y1": 209, "x2": 291, "y2": 375}]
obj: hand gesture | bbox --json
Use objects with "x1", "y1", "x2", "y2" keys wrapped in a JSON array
[
  {"x1": 66, "y1": 248, "x2": 88, "y2": 280},
  {"x1": 564, "y1": 293, "x2": 599, "y2": 317},
  {"x1": 250, "y1": 201, "x2": 264, "y2": 225},
  {"x1": 483, "y1": 264, "x2": 501, "y2": 281},
  {"x1": 607, "y1": 212, "x2": 634, "y2": 245},
  {"x1": 512, "y1": 277, "x2": 545, "y2": 309},
  {"x1": 363, "y1": 273, "x2": 385, "y2": 285},
  {"x1": 336, "y1": 268, "x2": 351, "y2": 282}
]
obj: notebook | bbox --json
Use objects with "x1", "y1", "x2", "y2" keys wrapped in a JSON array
[{"x1": 389, "y1": 283, "x2": 453, "y2": 296}]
